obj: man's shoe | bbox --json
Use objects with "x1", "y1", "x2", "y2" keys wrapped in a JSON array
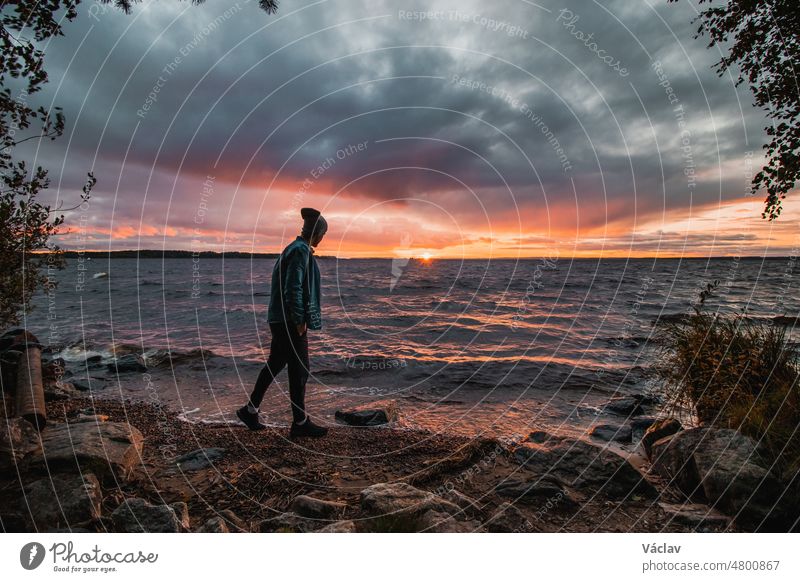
[
  {"x1": 236, "y1": 406, "x2": 266, "y2": 431},
  {"x1": 289, "y1": 416, "x2": 328, "y2": 438}
]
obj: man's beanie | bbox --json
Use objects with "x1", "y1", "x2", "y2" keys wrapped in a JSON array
[{"x1": 301, "y1": 207, "x2": 328, "y2": 239}]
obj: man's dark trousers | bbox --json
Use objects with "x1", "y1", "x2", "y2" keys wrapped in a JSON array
[{"x1": 249, "y1": 321, "x2": 309, "y2": 423}]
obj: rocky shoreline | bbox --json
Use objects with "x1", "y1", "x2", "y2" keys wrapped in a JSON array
[
  {"x1": 3, "y1": 392, "x2": 797, "y2": 532},
  {"x1": 2, "y1": 331, "x2": 798, "y2": 533}
]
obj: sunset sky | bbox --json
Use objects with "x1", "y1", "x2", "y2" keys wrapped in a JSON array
[{"x1": 26, "y1": 0, "x2": 800, "y2": 258}]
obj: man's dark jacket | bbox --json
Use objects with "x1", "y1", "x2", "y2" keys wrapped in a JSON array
[{"x1": 267, "y1": 236, "x2": 322, "y2": 330}]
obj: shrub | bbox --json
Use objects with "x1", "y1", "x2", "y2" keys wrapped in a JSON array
[{"x1": 655, "y1": 281, "x2": 800, "y2": 475}]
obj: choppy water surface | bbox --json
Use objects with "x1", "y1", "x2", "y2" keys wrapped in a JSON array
[{"x1": 25, "y1": 256, "x2": 800, "y2": 441}]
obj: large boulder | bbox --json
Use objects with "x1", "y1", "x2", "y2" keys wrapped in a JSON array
[
  {"x1": 650, "y1": 428, "x2": 792, "y2": 530},
  {"x1": 514, "y1": 433, "x2": 658, "y2": 499},
  {"x1": 111, "y1": 498, "x2": 189, "y2": 533},
  {"x1": 25, "y1": 473, "x2": 102, "y2": 530},
  {"x1": 0, "y1": 417, "x2": 41, "y2": 470},
  {"x1": 23, "y1": 421, "x2": 143, "y2": 483}
]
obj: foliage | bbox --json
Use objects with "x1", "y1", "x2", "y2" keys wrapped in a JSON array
[
  {"x1": 656, "y1": 281, "x2": 800, "y2": 473},
  {"x1": 670, "y1": 0, "x2": 800, "y2": 220}
]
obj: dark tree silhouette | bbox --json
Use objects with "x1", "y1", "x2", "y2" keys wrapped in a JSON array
[
  {"x1": 670, "y1": 0, "x2": 800, "y2": 220},
  {"x1": 0, "y1": 0, "x2": 277, "y2": 326}
]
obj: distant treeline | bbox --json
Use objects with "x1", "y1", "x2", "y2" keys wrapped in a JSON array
[
  {"x1": 59, "y1": 250, "x2": 287, "y2": 259},
  {"x1": 56, "y1": 251, "x2": 795, "y2": 261}
]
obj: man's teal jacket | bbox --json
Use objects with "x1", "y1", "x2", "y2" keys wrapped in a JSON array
[{"x1": 267, "y1": 236, "x2": 322, "y2": 330}]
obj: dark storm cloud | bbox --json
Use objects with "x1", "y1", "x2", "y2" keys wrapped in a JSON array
[{"x1": 29, "y1": 0, "x2": 770, "y2": 243}]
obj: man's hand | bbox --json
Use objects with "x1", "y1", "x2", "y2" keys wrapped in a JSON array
[{"x1": 296, "y1": 322, "x2": 307, "y2": 336}]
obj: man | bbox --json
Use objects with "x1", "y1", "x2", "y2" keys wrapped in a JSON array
[{"x1": 236, "y1": 207, "x2": 329, "y2": 437}]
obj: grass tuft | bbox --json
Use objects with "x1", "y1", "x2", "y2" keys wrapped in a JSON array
[{"x1": 655, "y1": 281, "x2": 800, "y2": 477}]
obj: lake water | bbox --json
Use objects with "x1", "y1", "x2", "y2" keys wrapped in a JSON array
[{"x1": 24, "y1": 256, "x2": 800, "y2": 443}]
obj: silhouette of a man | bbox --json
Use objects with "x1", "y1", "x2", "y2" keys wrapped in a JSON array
[{"x1": 237, "y1": 207, "x2": 328, "y2": 437}]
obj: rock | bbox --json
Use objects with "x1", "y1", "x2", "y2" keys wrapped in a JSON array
[
  {"x1": 70, "y1": 414, "x2": 110, "y2": 424},
  {"x1": 71, "y1": 380, "x2": 92, "y2": 392},
  {"x1": 494, "y1": 476, "x2": 578, "y2": 510},
  {"x1": 641, "y1": 418, "x2": 682, "y2": 459},
  {"x1": 0, "y1": 417, "x2": 41, "y2": 470},
  {"x1": 630, "y1": 417, "x2": 657, "y2": 440},
  {"x1": 360, "y1": 482, "x2": 459, "y2": 517},
  {"x1": 317, "y1": 520, "x2": 357, "y2": 533},
  {"x1": 193, "y1": 510, "x2": 247, "y2": 532},
  {"x1": 46, "y1": 527, "x2": 92, "y2": 533},
  {"x1": 651, "y1": 428, "x2": 791, "y2": 530},
  {"x1": 171, "y1": 501, "x2": 190, "y2": 526},
  {"x1": 658, "y1": 502, "x2": 731, "y2": 531},
  {"x1": 0, "y1": 511, "x2": 28, "y2": 532},
  {"x1": 218, "y1": 509, "x2": 248, "y2": 532},
  {"x1": 107, "y1": 354, "x2": 147, "y2": 374},
  {"x1": 85, "y1": 355, "x2": 104, "y2": 369},
  {"x1": 589, "y1": 423, "x2": 633, "y2": 443},
  {"x1": 42, "y1": 358, "x2": 67, "y2": 381},
  {"x1": 290, "y1": 495, "x2": 345, "y2": 519},
  {"x1": 174, "y1": 447, "x2": 225, "y2": 471},
  {"x1": 604, "y1": 395, "x2": 645, "y2": 416},
  {"x1": 514, "y1": 433, "x2": 658, "y2": 499},
  {"x1": 416, "y1": 510, "x2": 483, "y2": 533},
  {"x1": 43, "y1": 381, "x2": 81, "y2": 402},
  {"x1": 360, "y1": 482, "x2": 461, "y2": 532},
  {"x1": 24, "y1": 421, "x2": 143, "y2": 483},
  {"x1": 441, "y1": 489, "x2": 482, "y2": 517},
  {"x1": 334, "y1": 403, "x2": 397, "y2": 426},
  {"x1": 526, "y1": 430, "x2": 553, "y2": 444},
  {"x1": 484, "y1": 502, "x2": 538, "y2": 533},
  {"x1": 258, "y1": 512, "x2": 321, "y2": 533},
  {"x1": 111, "y1": 498, "x2": 190, "y2": 533},
  {"x1": 26, "y1": 473, "x2": 102, "y2": 530},
  {"x1": 196, "y1": 517, "x2": 229, "y2": 533}
]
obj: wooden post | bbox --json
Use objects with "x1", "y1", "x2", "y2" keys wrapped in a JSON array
[
  {"x1": 15, "y1": 345, "x2": 46, "y2": 430},
  {"x1": 1, "y1": 350, "x2": 20, "y2": 396}
]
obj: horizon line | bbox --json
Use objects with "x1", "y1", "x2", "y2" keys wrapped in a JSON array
[{"x1": 53, "y1": 249, "x2": 799, "y2": 260}]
